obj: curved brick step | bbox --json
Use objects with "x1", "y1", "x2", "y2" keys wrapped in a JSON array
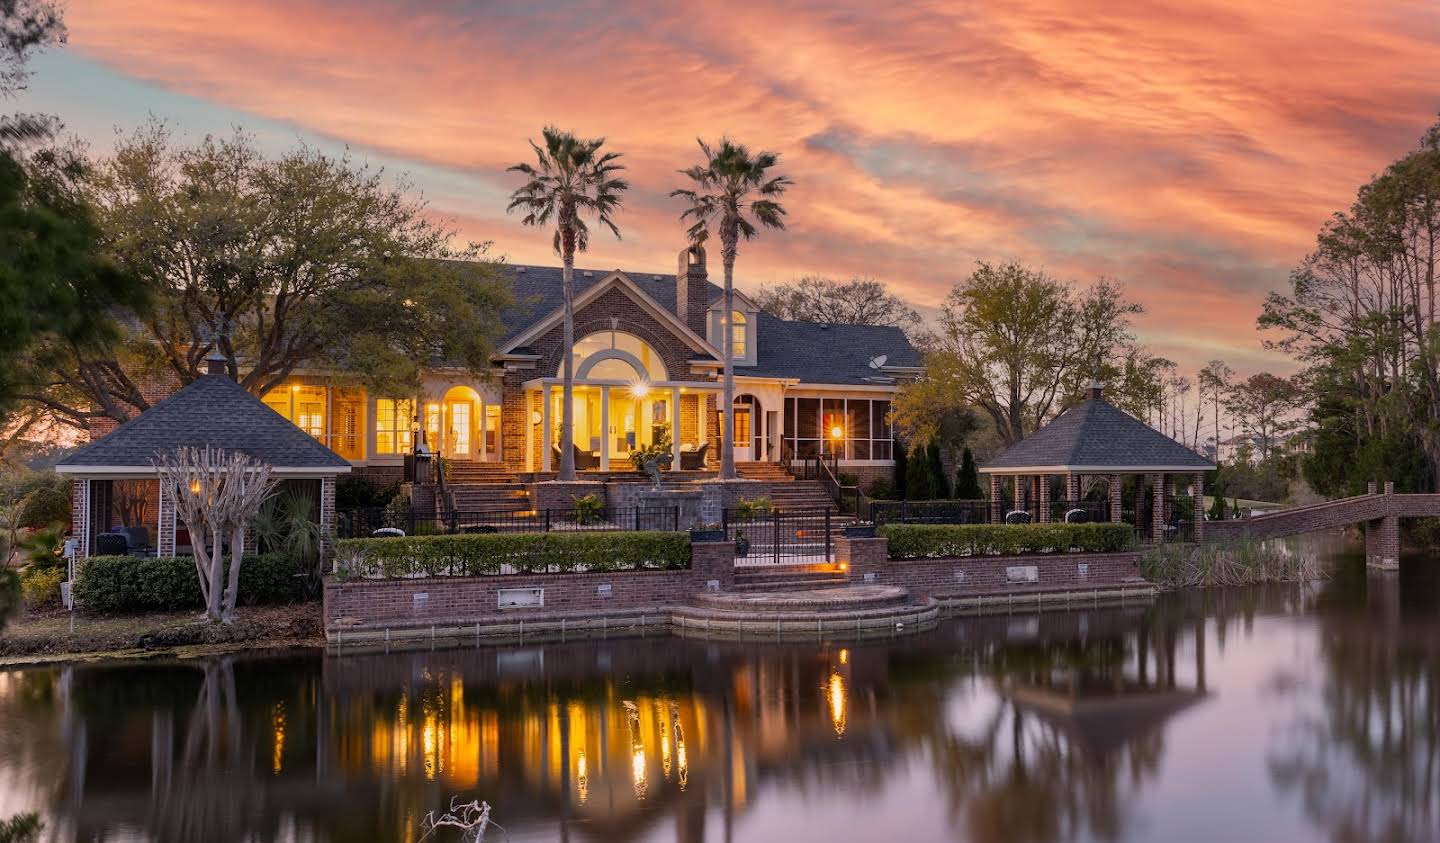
[
  {"x1": 691, "y1": 584, "x2": 910, "y2": 613},
  {"x1": 672, "y1": 595, "x2": 940, "y2": 640}
]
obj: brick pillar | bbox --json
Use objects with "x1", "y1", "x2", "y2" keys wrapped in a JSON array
[
  {"x1": 691, "y1": 538, "x2": 737, "y2": 591},
  {"x1": 320, "y1": 475, "x2": 337, "y2": 568},
  {"x1": 1384, "y1": 480, "x2": 1394, "y2": 495},
  {"x1": 1109, "y1": 474, "x2": 1122, "y2": 523},
  {"x1": 836, "y1": 535, "x2": 889, "y2": 583},
  {"x1": 1365, "y1": 516, "x2": 1399, "y2": 569},
  {"x1": 1037, "y1": 474, "x2": 1051, "y2": 522},
  {"x1": 157, "y1": 482, "x2": 176, "y2": 557},
  {"x1": 70, "y1": 479, "x2": 90, "y2": 559},
  {"x1": 989, "y1": 474, "x2": 1001, "y2": 524},
  {"x1": 1192, "y1": 472, "x2": 1205, "y2": 541},
  {"x1": 1367, "y1": 480, "x2": 1377, "y2": 495},
  {"x1": 1066, "y1": 473, "x2": 1080, "y2": 503},
  {"x1": 1151, "y1": 473, "x2": 1167, "y2": 542}
]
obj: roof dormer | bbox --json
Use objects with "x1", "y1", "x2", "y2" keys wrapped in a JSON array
[{"x1": 708, "y1": 291, "x2": 759, "y2": 366}]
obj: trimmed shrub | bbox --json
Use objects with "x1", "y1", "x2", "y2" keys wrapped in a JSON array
[
  {"x1": 19, "y1": 567, "x2": 62, "y2": 609},
  {"x1": 74, "y1": 553, "x2": 307, "y2": 613},
  {"x1": 16, "y1": 482, "x2": 70, "y2": 530},
  {"x1": 336, "y1": 531, "x2": 692, "y2": 579},
  {"x1": 879, "y1": 523, "x2": 1134, "y2": 559}
]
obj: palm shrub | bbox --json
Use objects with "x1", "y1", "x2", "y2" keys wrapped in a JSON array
[
  {"x1": 570, "y1": 493, "x2": 605, "y2": 525},
  {"x1": 509, "y1": 127, "x2": 629, "y2": 482},
  {"x1": 255, "y1": 488, "x2": 324, "y2": 594},
  {"x1": 673, "y1": 138, "x2": 792, "y2": 480}
]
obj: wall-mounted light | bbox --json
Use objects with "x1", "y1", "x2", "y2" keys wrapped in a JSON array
[
  {"x1": 630, "y1": 381, "x2": 651, "y2": 399},
  {"x1": 830, "y1": 424, "x2": 844, "y2": 440},
  {"x1": 530, "y1": 410, "x2": 542, "y2": 425}
]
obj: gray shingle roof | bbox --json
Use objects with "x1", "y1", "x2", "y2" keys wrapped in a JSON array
[
  {"x1": 982, "y1": 397, "x2": 1215, "y2": 471},
  {"x1": 494, "y1": 263, "x2": 920, "y2": 386},
  {"x1": 57, "y1": 374, "x2": 352, "y2": 471}
]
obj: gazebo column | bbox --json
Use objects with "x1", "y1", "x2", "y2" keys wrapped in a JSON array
[
  {"x1": 157, "y1": 482, "x2": 176, "y2": 557},
  {"x1": 1109, "y1": 474, "x2": 1122, "y2": 523},
  {"x1": 1037, "y1": 473, "x2": 1051, "y2": 522},
  {"x1": 1151, "y1": 472, "x2": 1167, "y2": 542},
  {"x1": 1192, "y1": 472, "x2": 1205, "y2": 540},
  {"x1": 320, "y1": 475, "x2": 336, "y2": 566},
  {"x1": 1066, "y1": 473, "x2": 1079, "y2": 505},
  {"x1": 989, "y1": 475, "x2": 1001, "y2": 524}
]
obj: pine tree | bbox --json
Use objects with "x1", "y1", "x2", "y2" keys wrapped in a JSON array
[
  {"x1": 1207, "y1": 468, "x2": 1227, "y2": 520},
  {"x1": 954, "y1": 447, "x2": 983, "y2": 499},
  {"x1": 905, "y1": 442, "x2": 935, "y2": 499},
  {"x1": 893, "y1": 438, "x2": 909, "y2": 499},
  {"x1": 927, "y1": 442, "x2": 951, "y2": 498}
]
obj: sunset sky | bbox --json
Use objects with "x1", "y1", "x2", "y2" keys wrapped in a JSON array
[{"x1": 23, "y1": 1, "x2": 1440, "y2": 374}]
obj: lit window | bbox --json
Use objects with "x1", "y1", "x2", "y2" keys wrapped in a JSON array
[
  {"x1": 730, "y1": 311, "x2": 747, "y2": 358},
  {"x1": 567, "y1": 331, "x2": 668, "y2": 381},
  {"x1": 375, "y1": 399, "x2": 415, "y2": 455}
]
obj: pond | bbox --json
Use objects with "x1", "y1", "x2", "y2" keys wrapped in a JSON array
[{"x1": 2, "y1": 534, "x2": 1438, "y2": 843}]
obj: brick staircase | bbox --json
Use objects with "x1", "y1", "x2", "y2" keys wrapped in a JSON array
[
  {"x1": 736, "y1": 462, "x2": 793, "y2": 483},
  {"x1": 732, "y1": 563, "x2": 850, "y2": 591},
  {"x1": 441, "y1": 462, "x2": 533, "y2": 514}
]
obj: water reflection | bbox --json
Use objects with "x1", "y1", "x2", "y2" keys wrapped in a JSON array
[{"x1": 1, "y1": 538, "x2": 1438, "y2": 842}]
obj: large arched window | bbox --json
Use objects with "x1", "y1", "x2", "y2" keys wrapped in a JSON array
[{"x1": 565, "y1": 331, "x2": 668, "y2": 381}]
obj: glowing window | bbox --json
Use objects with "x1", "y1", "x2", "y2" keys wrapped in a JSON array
[
  {"x1": 567, "y1": 331, "x2": 668, "y2": 381},
  {"x1": 730, "y1": 311, "x2": 747, "y2": 358},
  {"x1": 375, "y1": 399, "x2": 415, "y2": 455}
]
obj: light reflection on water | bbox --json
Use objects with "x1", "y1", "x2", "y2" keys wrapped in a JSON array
[{"x1": 1, "y1": 533, "x2": 1438, "y2": 842}]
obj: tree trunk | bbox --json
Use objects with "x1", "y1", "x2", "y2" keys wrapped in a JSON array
[
  {"x1": 206, "y1": 526, "x2": 224, "y2": 622},
  {"x1": 222, "y1": 527, "x2": 245, "y2": 623},
  {"x1": 720, "y1": 235, "x2": 738, "y2": 480},
  {"x1": 558, "y1": 225, "x2": 577, "y2": 482}
]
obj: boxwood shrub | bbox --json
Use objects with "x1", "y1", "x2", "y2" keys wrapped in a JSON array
[
  {"x1": 74, "y1": 553, "x2": 308, "y2": 613},
  {"x1": 879, "y1": 523, "x2": 1134, "y2": 559},
  {"x1": 335, "y1": 531, "x2": 691, "y2": 579}
]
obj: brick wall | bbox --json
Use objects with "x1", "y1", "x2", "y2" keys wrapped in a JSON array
[
  {"x1": 837, "y1": 536, "x2": 1141, "y2": 597},
  {"x1": 323, "y1": 539, "x2": 735, "y2": 630}
]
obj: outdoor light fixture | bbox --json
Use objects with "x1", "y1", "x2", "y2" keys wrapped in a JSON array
[
  {"x1": 630, "y1": 381, "x2": 651, "y2": 399},
  {"x1": 530, "y1": 410, "x2": 542, "y2": 425},
  {"x1": 189, "y1": 480, "x2": 202, "y2": 494},
  {"x1": 830, "y1": 424, "x2": 844, "y2": 439},
  {"x1": 290, "y1": 384, "x2": 301, "y2": 392}
]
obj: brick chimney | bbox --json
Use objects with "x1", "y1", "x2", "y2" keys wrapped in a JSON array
[{"x1": 676, "y1": 245, "x2": 708, "y2": 336}]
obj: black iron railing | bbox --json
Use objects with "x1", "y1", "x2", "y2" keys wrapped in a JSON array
[
  {"x1": 723, "y1": 507, "x2": 834, "y2": 564},
  {"x1": 336, "y1": 506, "x2": 684, "y2": 539}
]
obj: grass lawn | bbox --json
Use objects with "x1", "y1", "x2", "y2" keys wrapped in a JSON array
[{"x1": 0, "y1": 602, "x2": 324, "y2": 664}]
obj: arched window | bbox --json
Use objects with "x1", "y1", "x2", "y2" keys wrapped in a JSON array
[
  {"x1": 730, "y1": 311, "x2": 748, "y2": 358},
  {"x1": 566, "y1": 331, "x2": 669, "y2": 382}
]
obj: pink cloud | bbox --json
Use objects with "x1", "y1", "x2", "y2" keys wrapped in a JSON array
[{"x1": 55, "y1": 0, "x2": 1440, "y2": 374}]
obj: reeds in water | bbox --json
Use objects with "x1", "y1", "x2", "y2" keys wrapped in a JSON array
[{"x1": 1141, "y1": 538, "x2": 1328, "y2": 589}]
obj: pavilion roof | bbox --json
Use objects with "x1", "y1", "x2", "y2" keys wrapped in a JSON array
[
  {"x1": 56, "y1": 373, "x2": 352, "y2": 474},
  {"x1": 981, "y1": 392, "x2": 1215, "y2": 473}
]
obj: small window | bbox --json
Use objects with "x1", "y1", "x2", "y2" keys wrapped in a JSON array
[
  {"x1": 375, "y1": 398, "x2": 415, "y2": 455},
  {"x1": 730, "y1": 311, "x2": 747, "y2": 358}
]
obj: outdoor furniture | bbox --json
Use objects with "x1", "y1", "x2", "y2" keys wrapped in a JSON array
[
  {"x1": 551, "y1": 444, "x2": 600, "y2": 470},
  {"x1": 461, "y1": 525, "x2": 498, "y2": 534},
  {"x1": 119, "y1": 525, "x2": 152, "y2": 556},
  {"x1": 1064, "y1": 508, "x2": 1089, "y2": 523},
  {"x1": 371, "y1": 527, "x2": 406, "y2": 538},
  {"x1": 680, "y1": 442, "x2": 710, "y2": 470},
  {"x1": 1004, "y1": 510, "x2": 1033, "y2": 524},
  {"x1": 95, "y1": 532, "x2": 128, "y2": 556}
]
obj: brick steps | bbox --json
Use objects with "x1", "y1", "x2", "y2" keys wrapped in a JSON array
[{"x1": 447, "y1": 483, "x2": 532, "y2": 513}]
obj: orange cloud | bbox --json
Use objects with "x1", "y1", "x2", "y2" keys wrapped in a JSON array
[{"x1": 55, "y1": 0, "x2": 1440, "y2": 373}]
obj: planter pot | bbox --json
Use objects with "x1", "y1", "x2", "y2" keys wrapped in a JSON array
[
  {"x1": 735, "y1": 535, "x2": 751, "y2": 557},
  {"x1": 689, "y1": 528, "x2": 726, "y2": 543},
  {"x1": 843, "y1": 524, "x2": 877, "y2": 538}
]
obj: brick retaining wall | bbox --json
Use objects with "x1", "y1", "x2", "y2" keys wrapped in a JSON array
[
  {"x1": 837, "y1": 536, "x2": 1141, "y2": 598},
  {"x1": 324, "y1": 540, "x2": 735, "y2": 631}
]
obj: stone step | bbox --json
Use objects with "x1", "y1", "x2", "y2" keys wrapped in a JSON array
[{"x1": 692, "y1": 584, "x2": 911, "y2": 613}]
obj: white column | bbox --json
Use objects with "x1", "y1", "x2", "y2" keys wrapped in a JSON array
[
  {"x1": 541, "y1": 384, "x2": 553, "y2": 472},
  {"x1": 599, "y1": 386, "x2": 611, "y2": 471},
  {"x1": 671, "y1": 386, "x2": 682, "y2": 470},
  {"x1": 479, "y1": 398, "x2": 488, "y2": 461}
]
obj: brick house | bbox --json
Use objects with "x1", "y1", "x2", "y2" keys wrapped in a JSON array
[{"x1": 222, "y1": 245, "x2": 921, "y2": 489}]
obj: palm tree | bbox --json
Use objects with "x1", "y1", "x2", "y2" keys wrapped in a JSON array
[
  {"x1": 508, "y1": 127, "x2": 628, "y2": 481},
  {"x1": 672, "y1": 138, "x2": 792, "y2": 479}
]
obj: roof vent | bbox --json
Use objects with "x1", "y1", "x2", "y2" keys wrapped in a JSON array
[
  {"x1": 515, "y1": 266, "x2": 526, "y2": 273},
  {"x1": 1087, "y1": 382, "x2": 1104, "y2": 400},
  {"x1": 582, "y1": 270, "x2": 593, "y2": 278},
  {"x1": 204, "y1": 349, "x2": 228, "y2": 377}
]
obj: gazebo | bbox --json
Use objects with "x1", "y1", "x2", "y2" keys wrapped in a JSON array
[
  {"x1": 55, "y1": 359, "x2": 352, "y2": 560},
  {"x1": 980, "y1": 385, "x2": 1215, "y2": 541}
]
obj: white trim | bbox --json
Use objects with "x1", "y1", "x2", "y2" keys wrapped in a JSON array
[
  {"x1": 978, "y1": 464, "x2": 1215, "y2": 474},
  {"x1": 500, "y1": 271, "x2": 721, "y2": 358},
  {"x1": 784, "y1": 383, "x2": 902, "y2": 394}
]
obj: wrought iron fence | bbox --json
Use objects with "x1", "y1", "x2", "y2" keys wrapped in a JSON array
[
  {"x1": 870, "y1": 499, "x2": 991, "y2": 525},
  {"x1": 723, "y1": 507, "x2": 833, "y2": 565},
  {"x1": 1048, "y1": 499, "x2": 1111, "y2": 524},
  {"x1": 336, "y1": 506, "x2": 684, "y2": 539}
]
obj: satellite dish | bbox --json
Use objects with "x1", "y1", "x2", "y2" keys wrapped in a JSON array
[{"x1": 869, "y1": 355, "x2": 888, "y2": 369}]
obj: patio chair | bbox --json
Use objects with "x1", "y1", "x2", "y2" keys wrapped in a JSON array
[
  {"x1": 95, "y1": 532, "x2": 128, "y2": 556},
  {"x1": 1064, "y1": 508, "x2": 1089, "y2": 523},
  {"x1": 1004, "y1": 510, "x2": 1033, "y2": 525},
  {"x1": 119, "y1": 525, "x2": 153, "y2": 556},
  {"x1": 370, "y1": 527, "x2": 406, "y2": 538},
  {"x1": 680, "y1": 442, "x2": 710, "y2": 470}
]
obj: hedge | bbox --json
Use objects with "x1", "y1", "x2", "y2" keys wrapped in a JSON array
[
  {"x1": 335, "y1": 531, "x2": 691, "y2": 579},
  {"x1": 73, "y1": 553, "x2": 308, "y2": 613},
  {"x1": 879, "y1": 523, "x2": 1134, "y2": 559}
]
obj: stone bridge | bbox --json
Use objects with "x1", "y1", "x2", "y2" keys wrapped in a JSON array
[{"x1": 1203, "y1": 482, "x2": 1440, "y2": 569}]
